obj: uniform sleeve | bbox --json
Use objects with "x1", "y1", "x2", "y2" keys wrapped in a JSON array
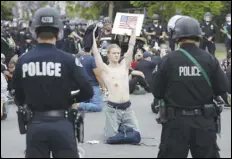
[
  {"x1": 144, "y1": 24, "x2": 151, "y2": 32},
  {"x1": 212, "y1": 23, "x2": 217, "y2": 37},
  {"x1": 71, "y1": 57, "x2": 94, "y2": 102},
  {"x1": 199, "y1": 21, "x2": 204, "y2": 32},
  {"x1": 161, "y1": 24, "x2": 167, "y2": 32},
  {"x1": 152, "y1": 56, "x2": 169, "y2": 99},
  {"x1": 211, "y1": 57, "x2": 229, "y2": 96},
  {"x1": 12, "y1": 60, "x2": 25, "y2": 106}
]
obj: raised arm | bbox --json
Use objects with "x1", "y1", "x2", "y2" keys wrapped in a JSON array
[
  {"x1": 123, "y1": 27, "x2": 136, "y2": 67},
  {"x1": 92, "y1": 25, "x2": 108, "y2": 73}
]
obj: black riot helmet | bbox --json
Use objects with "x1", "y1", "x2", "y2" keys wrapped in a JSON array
[
  {"x1": 19, "y1": 20, "x2": 28, "y2": 29},
  {"x1": 152, "y1": 14, "x2": 160, "y2": 20},
  {"x1": 30, "y1": 7, "x2": 64, "y2": 40},
  {"x1": 168, "y1": 15, "x2": 202, "y2": 41},
  {"x1": 103, "y1": 17, "x2": 112, "y2": 25},
  {"x1": 204, "y1": 12, "x2": 212, "y2": 22},
  {"x1": 226, "y1": 13, "x2": 231, "y2": 23},
  {"x1": 100, "y1": 15, "x2": 105, "y2": 22}
]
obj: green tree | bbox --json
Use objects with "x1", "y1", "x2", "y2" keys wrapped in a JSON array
[
  {"x1": 1, "y1": 1, "x2": 16, "y2": 20},
  {"x1": 66, "y1": 1, "x2": 133, "y2": 21},
  {"x1": 130, "y1": 1, "x2": 225, "y2": 23},
  {"x1": 66, "y1": 1, "x2": 103, "y2": 20}
]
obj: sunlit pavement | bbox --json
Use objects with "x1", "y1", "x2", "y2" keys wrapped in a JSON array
[{"x1": 1, "y1": 93, "x2": 231, "y2": 158}]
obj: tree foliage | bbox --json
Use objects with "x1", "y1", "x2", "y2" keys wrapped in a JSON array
[
  {"x1": 1, "y1": 1, "x2": 16, "y2": 20},
  {"x1": 66, "y1": 1, "x2": 133, "y2": 20},
  {"x1": 130, "y1": 1, "x2": 225, "y2": 22},
  {"x1": 66, "y1": 1, "x2": 104, "y2": 20}
]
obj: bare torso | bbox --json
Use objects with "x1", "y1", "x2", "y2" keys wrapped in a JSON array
[{"x1": 102, "y1": 62, "x2": 130, "y2": 103}]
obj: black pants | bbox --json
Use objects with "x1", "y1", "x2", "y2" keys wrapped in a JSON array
[
  {"x1": 129, "y1": 76, "x2": 150, "y2": 93},
  {"x1": 225, "y1": 38, "x2": 231, "y2": 55},
  {"x1": 157, "y1": 116, "x2": 220, "y2": 158},
  {"x1": 199, "y1": 39, "x2": 216, "y2": 55},
  {"x1": 26, "y1": 117, "x2": 79, "y2": 158}
]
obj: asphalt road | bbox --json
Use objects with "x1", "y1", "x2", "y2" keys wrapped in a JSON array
[{"x1": 1, "y1": 93, "x2": 231, "y2": 158}]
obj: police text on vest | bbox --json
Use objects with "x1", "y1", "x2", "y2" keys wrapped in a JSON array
[
  {"x1": 179, "y1": 66, "x2": 201, "y2": 76},
  {"x1": 22, "y1": 62, "x2": 61, "y2": 78}
]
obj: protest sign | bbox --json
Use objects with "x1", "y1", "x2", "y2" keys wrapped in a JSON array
[{"x1": 112, "y1": 12, "x2": 144, "y2": 36}]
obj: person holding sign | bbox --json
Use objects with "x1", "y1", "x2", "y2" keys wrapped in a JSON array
[
  {"x1": 92, "y1": 24, "x2": 141, "y2": 144},
  {"x1": 220, "y1": 13, "x2": 231, "y2": 55}
]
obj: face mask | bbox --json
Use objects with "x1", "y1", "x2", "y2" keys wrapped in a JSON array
[
  {"x1": 22, "y1": 23, "x2": 28, "y2": 28},
  {"x1": 226, "y1": 17, "x2": 231, "y2": 23},
  {"x1": 205, "y1": 16, "x2": 211, "y2": 22},
  {"x1": 153, "y1": 21, "x2": 158, "y2": 24}
]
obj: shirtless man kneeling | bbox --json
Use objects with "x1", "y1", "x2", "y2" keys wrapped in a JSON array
[{"x1": 92, "y1": 25, "x2": 141, "y2": 144}]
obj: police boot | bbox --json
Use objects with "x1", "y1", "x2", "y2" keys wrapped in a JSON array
[{"x1": 151, "y1": 102, "x2": 159, "y2": 114}]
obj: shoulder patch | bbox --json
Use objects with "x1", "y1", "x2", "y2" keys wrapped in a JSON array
[
  {"x1": 75, "y1": 58, "x2": 83, "y2": 67},
  {"x1": 211, "y1": 25, "x2": 214, "y2": 29}
]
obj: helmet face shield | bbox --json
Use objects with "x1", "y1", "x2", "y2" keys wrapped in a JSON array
[
  {"x1": 226, "y1": 16, "x2": 231, "y2": 22},
  {"x1": 153, "y1": 20, "x2": 159, "y2": 24},
  {"x1": 22, "y1": 23, "x2": 28, "y2": 28},
  {"x1": 167, "y1": 15, "x2": 183, "y2": 33},
  {"x1": 168, "y1": 16, "x2": 202, "y2": 40},
  {"x1": 204, "y1": 13, "x2": 212, "y2": 22},
  {"x1": 12, "y1": 22, "x2": 17, "y2": 27}
]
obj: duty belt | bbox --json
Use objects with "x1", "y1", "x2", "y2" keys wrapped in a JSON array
[
  {"x1": 175, "y1": 109, "x2": 203, "y2": 116},
  {"x1": 33, "y1": 110, "x2": 67, "y2": 117}
]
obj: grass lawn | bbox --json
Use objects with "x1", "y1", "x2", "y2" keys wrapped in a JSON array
[{"x1": 215, "y1": 51, "x2": 227, "y2": 61}]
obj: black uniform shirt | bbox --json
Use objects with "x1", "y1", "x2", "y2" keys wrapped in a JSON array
[
  {"x1": 145, "y1": 23, "x2": 164, "y2": 40},
  {"x1": 13, "y1": 43, "x2": 93, "y2": 112},
  {"x1": 63, "y1": 24, "x2": 73, "y2": 39},
  {"x1": 200, "y1": 21, "x2": 217, "y2": 40},
  {"x1": 152, "y1": 43, "x2": 228, "y2": 108}
]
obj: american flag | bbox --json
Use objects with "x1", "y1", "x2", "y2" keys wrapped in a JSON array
[{"x1": 118, "y1": 15, "x2": 138, "y2": 29}]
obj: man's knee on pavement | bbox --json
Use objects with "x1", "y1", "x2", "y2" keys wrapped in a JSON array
[{"x1": 104, "y1": 105, "x2": 141, "y2": 144}]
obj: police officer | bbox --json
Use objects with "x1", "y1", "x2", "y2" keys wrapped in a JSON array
[
  {"x1": 199, "y1": 12, "x2": 217, "y2": 55},
  {"x1": 220, "y1": 13, "x2": 231, "y2": 55},
  {"x1": 17, "y1": 21, "x2": 29, "y2": 47},
  {"x1": 152, "y1": 15, "x2": 228, "y2": 158},
  {"x1": 13, "y1": 7, "x2": 94, "y2": 158},
  {"x1": 144, "y1": 14, "x2": 166, "y2": 48}
]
